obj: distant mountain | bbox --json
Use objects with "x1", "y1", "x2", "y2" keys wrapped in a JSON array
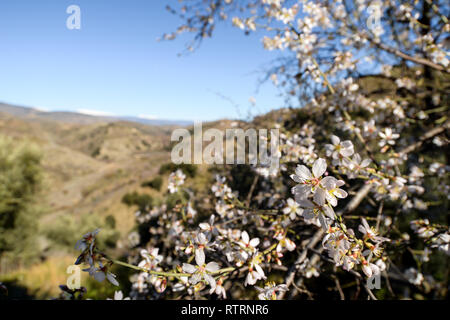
[
  {"x1": 0, "y1": 102, "x2": 193, "y2": 126},
  {"x1": 118, "y1": 116, "x2": 193, "y2": 127}
]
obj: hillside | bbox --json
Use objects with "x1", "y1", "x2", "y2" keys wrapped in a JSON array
[{"x1": 0, "y1": 107, "x2": 178, "y2": 242}]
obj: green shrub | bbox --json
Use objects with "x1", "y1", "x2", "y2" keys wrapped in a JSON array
[
  {"x1": 0, "y1": 135, "x2": 42, "y2": 264},
  {"x1": 43, "y1": 214, "x2": 120, "y2": 250},
  {"x1": 141, "y1": 176, "x2": 163, "y2": 191},
  {"x1": 121, "y1": 192, "x2": 153, "y2": 211}
]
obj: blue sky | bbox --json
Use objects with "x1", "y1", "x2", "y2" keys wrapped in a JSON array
[{"x1": 0, "y1": 0, "x2": 285, "y2": 121}]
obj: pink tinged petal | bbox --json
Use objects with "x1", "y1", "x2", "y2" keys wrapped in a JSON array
[
  {"x1": 241, "y1": 231, "x2": 250, "y2": 244},
  {"x1": 331, "y1": 135, "x2": 340, "y2": 145},
  {"x1": 195, "y1": 249, "x2": 205, "y2": 266},
  {"x1": 182, "y1": 263, "x2": 196, "y2": 274},
  {"x1": 205, "y1": 262, "x2": 220, "y2": 273},
  {"x1": 249, "y1": 238, "x2": 260, "y2": 247},
  {"x1": 313, "y1": 188, "x2": 326, "y2": 206},
  {"x1": 312, "y1": 158, "x2": 327, "y2": 178},
  {"x1": 295, "y1": 165, "x2": 312, "y2": 180},
  {"x1": 285, "y1": 239, "x2": 296, "y2": 251}
]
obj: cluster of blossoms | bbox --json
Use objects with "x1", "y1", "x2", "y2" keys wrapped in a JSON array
[
  {"x1": 168, "y1": 169, "x2": 186, "y2": 193},
  {"x1": 323, "y1": 218, "x2": 389, "y2": 278},
  {"x1": 75, "y1": 229, "x2": 119, "y2": 286},
  {"x1": 410, "y1": 219, "x2": 450, "y2": 255},
  {"x1": 291, "y1": 157, "x2": 345, "y2": 230}
]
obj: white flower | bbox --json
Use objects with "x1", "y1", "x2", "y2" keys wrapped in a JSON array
[
  {"x1": 199, "y1": 215, "x2": 219, "y2": 237},
  {"x1": 275, "y1": 234, "x2": 296, "y2": 252},
  {"x1": 298, "y1": 198, "x2": 335, "y2": 230},
  {"x1": 343, "y1": 153, "x2": 371, "y2": 179},
  {"x1": 210, "y1": 277, "x2": 227, "y2": 299},
  {"x1": 244, "y1": 253, "x2": 266, "y2": 286},
  {"x1": 291, "y1": 158, "x2": 328, "y2": 200},
  {"x1": 110, "y1": 290, "x2": 130, "y2": 300},
  {"x1": 168, "y1": 169, "x2": 186, "y2": 193},
  {"x1": 282, "y1": 198, "x2": 303, "y2": 220},
  {"x1": 138, "y1": 248, "x2": 163, "y2": 270},
  {"x1": 362, "y1": 262, "x2": 380, "y2": 278},
  {"x1": 239, "y1": 231, "x2": 260, "y2": 250},
  {"x1": 358, "y1": 218, "x2": 389, "y2": 243},
  {"x1": 182, "y1": 252, "x2": 220, "y2": 290},
  {"x1": 404, "y1": 268, "x2": 424, "y2": 285},
  {"x1": 322, "y1": 178, "x2": 348, "y2": 207},
  {"x1": 305, "y1": 267, "x2": 320, "y2": 278},
  {"x1": 325, "y1": 135, "x2": 354, "y2": 160},
  {"x1": 256, "y1": 282, "x2": 288, "y2": 300},
  {"x1": 378, "y1": 128, "x2": 399, "y2": 147}
]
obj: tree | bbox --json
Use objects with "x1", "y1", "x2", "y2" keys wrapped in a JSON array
[
  {"x1": 70, "y1": 1, "x2": 449, "y2": 300},
  {"x1": 0, "y1": 135, "x2": 42, "y2": 264}
]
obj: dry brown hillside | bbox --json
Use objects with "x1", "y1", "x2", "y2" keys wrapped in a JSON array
[{"x1": 0, "y1": 110, "x2": 176, "y2": 239}]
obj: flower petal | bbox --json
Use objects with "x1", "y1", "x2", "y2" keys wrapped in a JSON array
[
  {"x1": 182, "y1": 263, "x2": 196, "y2": 274},
  {"x1": 241, "y1": 231, "x2": 249, "y2": 244},
  {"x1": 295, "y1": 165, "x2": 312, "y2": 180},
  {"x1": 312, "y1": 158, "x2": 327, "y2": 178},
  {"x1": 205, "y1": 262, "x2": 220, "y2": 273},
  {"x1": 195, "y1": 248, "x2": 205, "y2": 266}
]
